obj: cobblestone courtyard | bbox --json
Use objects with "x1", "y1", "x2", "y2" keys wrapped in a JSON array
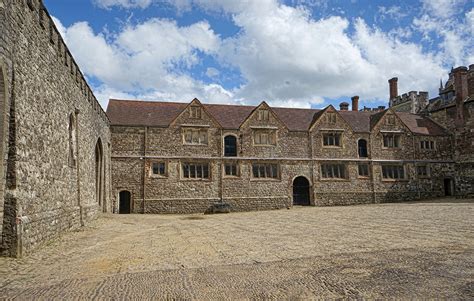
[{"x1": 1, "y1": 199, "x2": 473, "y2": 299}]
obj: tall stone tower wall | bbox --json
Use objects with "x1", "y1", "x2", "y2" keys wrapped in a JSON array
[{"x1": 0, "y1": 0, "x2": 111, "y2": 257}]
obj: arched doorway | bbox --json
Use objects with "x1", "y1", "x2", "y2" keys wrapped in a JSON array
[
  {"x1": 358, "y1": 139, "x2": 368, "y2": 158},
  {"x1": 293, "y1": 176, "x2": 310, "y2": 206},
  {"x1": 119, "y1": 191, "x2": 131, "y2": 214},
  {"x1": 224, "y1": 135, "x2": 237, "y2": 157},
  {"x1": 95, "y1": 139, "x2": 104, "y2": 210}
]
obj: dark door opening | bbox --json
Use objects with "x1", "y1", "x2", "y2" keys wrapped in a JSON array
[
  {"x1": 119, "y1": 191, "x2": 131, "y2": 214},
  {"x1": 293, "y1": 176, "x2": 310, "y2": 206},
  {"x1": 444, "y1": 178, "x2": 453, "y2": 196}
]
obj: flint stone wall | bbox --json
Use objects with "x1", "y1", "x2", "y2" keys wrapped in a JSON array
[{"x1": 0, "y1": 0, "x2": 111, "y2": 257}]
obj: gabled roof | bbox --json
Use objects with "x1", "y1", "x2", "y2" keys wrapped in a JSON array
[
  {"x1": 107, "y1": 99, "x2": 187, "y2": 127},
  {"x1": 239, "y1": 101, "x2": 288, "y2": 130},
  {"x1": 106, "y1": 99, "x2": 450, "y2": 136},
  {"x1": 395, "y1": 112, "x2": 449, "y2": 136}
]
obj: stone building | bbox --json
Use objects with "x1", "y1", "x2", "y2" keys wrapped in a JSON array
[
  {"x1": 0, "y1": 1, "x2": 111, "y2": 257},
  {"x1": 1, "y1": 0, "x2": 472, "y2": 258},
  {"x1": 107, "y1": 96, "x2": 457, "y2": 215}
]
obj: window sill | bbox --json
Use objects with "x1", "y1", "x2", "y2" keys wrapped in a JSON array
[
  {"x1": 250, "y1": 178, "x2": 281, "y2": 182},
  {"x1": 357, "y1": 176, "x2": 370, "y2": 180},
  {"x1": 320, "y1": 178, "x2": 350, "y2": 181},
  {"x1": 183, "y1": 144, "x2": 208, "y2": 146},
  {"x1": 322, "y1": 146, "x2": 343, "y2": 149},
  {"x1": 149, "y1": 175, "x2": 167, "y2": 179},
  {"x1": 180, "y1": 178, "x2": 212, "y2": 182},
  {"x1": 223, "y1": 175, "x2": 240, "y2": 179},
  {"x1": 381, "y1": 179, "x2": 409, "y2": 182}
]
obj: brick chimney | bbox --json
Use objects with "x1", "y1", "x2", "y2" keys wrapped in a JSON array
[
  {"x1": 453, "y1": 66, "x2": 468, "y2": 127},
  {"x1": 351, "y1": 96, "x2": 359, "y2": 111},
  {"x1": 388, "y1": 77, "x2": 398, "y2": 100},
  {"x1": 339, "y1": 102, "x2": 349, "y2": 111},
  {"x1": 468, "y1": 64, "x2": 474, "y2": 97}
]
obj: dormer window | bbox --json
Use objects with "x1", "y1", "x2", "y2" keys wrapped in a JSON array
[
  {"x1": 420, "y1": 140, "x2": 435, "y2": 150},
  {"x1": 258, "y1": 110, "x2": 270, "y2": 121},
  {"x1": 383, "y1": 134, "x2": 401, "y2": 148},
  {"x1": 326, "y1": 112, "x2": 337, "y2": 124},
  {"x1": 323, "y1": 132, "x2": 342, "y2": 147},
  {"x1": 190, "y1": 106, "x2": 201, "y2": 119},
  {"x1": 253, "y1": 129, "x2": 276, "y2": 146},
  {"x1": 183, "y1": 128, "x2": 208, "y2": 145},
  {"x1": 386, "y1": 115, "x2": 396, "y2": 125}
]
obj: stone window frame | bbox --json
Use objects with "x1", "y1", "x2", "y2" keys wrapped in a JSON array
[
  {"x1": 223, "y1": 161, "x2": 240, "y2": 178},
  {"x1": 180, "y1": 161, "x2": 211, "y2": 181},
  {"x1": 386, "y1": 115, "x2": 396, "y2": 125},
  {"x1": 257, "y1": 109, "x2": 270, "y2": 121},
  {"x1": 420, "y1": 140, "x2": 436, "y2": 151},
  {"x1": 189, "y1": 106, "x2": 202, "y2": 119},
  {"x1": 149, "y1": 161, "x2": 167, "y2": 178},
  {"x1": 223, "y1": 133, "x2": 238, "y2": 157},
  {"x1": 320, "y1": 163, "x2": 347, "y2": 180},
  {"x1": 322, "y1": 131, "x2": 343, "y2": 148},
  {"x1": 416, "y1": 164, "x2": 430, "y2": 178},
  {"x1": 358, "y1": 163, "x2": 370, "y2": 178},
  {"x1": 325, "y1": 112, "x2": 337, "y2": 124},
  {"x1": 251, "y1": 162, "x2": 280, "y2": 181},
  {"x1": 182, "y1": 127, "x2": 208, "y2": 146},
  {"x1": 381, "y1": 164, "x2": 407, "y2": 181},
  {"x1": 382, "y1": 133, "x2": 401, "y2": 149},
  {"x1": 253, "y1": 129, "x2": 277, "y2": 146}
]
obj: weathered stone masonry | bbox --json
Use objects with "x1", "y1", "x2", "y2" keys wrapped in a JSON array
[
  {"x1": 0, "y1": 0, "x2": 111, "y2": 257},
  {"x1": 107, "y1": 98, "x2": 460, "y2": 215}
]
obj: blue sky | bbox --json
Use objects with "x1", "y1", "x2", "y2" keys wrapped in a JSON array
[{"x1": 44, "y1": 0, "x2": 473, "y2": 109}]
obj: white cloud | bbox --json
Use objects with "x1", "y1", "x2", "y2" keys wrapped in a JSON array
[
  {"x1": 54, "y1": 17, "x2": 234, "y2": 108},
  {"x1": 378, "y1": 6, "x2": 408, "y2": 21},
  {"x1": 420, "y1": 0, "x2": 466, "y2": 19},
  {"x1": 93, "y1": 0, "x2": 152, "y2": 9},
  {"x1": 61, "y1": 0, "x2": 473, "y2": 109},
  {"x1": 413, "y1": 0, "x2": 472, "y2": 67},
  {"x1": 205, "y1": 67, "x2": 220, "y2": 78}
]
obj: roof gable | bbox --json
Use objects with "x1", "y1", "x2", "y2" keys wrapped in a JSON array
[
  {"x1": 169, "y1": 98, "x2": 222, "y2": 128},
  {"x1": 309, "y1": 105, "x2": 354, "y2": 132},
  {"x1": 106, "y1": 99, "x2": 449, "y2": 136},
  {"x1": 239, "y1": 101, "x2": 288, "y2": 130}
]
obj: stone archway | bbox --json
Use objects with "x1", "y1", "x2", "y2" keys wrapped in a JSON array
[{"x1": 293, "y1": 176, "x2": 310, "y2": 206}]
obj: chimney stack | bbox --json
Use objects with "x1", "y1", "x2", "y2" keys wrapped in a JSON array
[
  {"x1": 468, "y1": 64, "x2": 474, "y2": 98},
  {"x1": 453, "y1": 66, "x2": 468, "y2": 127},
  {"x1": 339, "y1": 102, "x2": 349, "y2": 111},
  {"x1": 388, "y1": 77, "x2": 398, "y2": 100},
  {"x1": 351, "y1": 96, "x2": 359, "y2": 111}
]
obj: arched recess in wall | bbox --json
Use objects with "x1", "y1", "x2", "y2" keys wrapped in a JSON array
[
  {"x1": 95, "y1": 138, "x2": 105, "y2": 211},
  {"x1": 68, "y1": 113, "x2": 77, "y2": 167},
  {"x1": 0, "y1": 61, "x2": 7, "y2": 242}
]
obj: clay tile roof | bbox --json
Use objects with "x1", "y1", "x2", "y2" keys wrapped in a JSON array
[
  {"x1": 339, "y1": 111, "x2": 374, "y2": 132},
  {"x1": 272, "y1": 107, "x2": 320, "y2": 131},
  {"x1": 395, "y1": 112, "x2": 449, "y2": 136},
  {"x1": 106, "y1": 99, "x2": 449, "y2": 136},
  {"x1": 203, "y1": 103, "x2": 255, "y2": 129},
  {"x1": 107, "y1": 99, "x2": 187, "y2": 127}
]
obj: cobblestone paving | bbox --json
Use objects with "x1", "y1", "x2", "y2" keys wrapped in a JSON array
[{"x1": 0, "y1": 199, "x2": 473, "y2": 299}]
